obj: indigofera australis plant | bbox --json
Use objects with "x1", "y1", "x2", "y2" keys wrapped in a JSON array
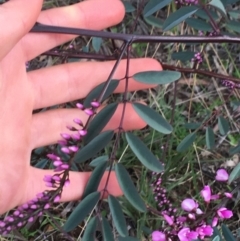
[{"x1": 2, "y1": 0, "x2": 240, "y2": 240}]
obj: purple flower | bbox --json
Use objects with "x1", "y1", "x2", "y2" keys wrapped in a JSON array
[
  {"x1": 60, "y1": 133, "x2": 71, "y2": 140},
  {"x1": 79, "y1": 129, "x2": 87, "y2": 136},
  {"x1": 181, "y1": 199, "x2": 198, "y2": 212},
  {"x1": 53, "y1": 195, "x2": 61, "y2": 203},
  {"x1": 215, "y1": 169, "x2": 229, "y2": 182},
  {"x1": 196, "y1": 225, "x2": 213, "y2": 239},
  {"x1": 217, "y1": 207, "x2": 233, "y2": 219},
  {"x1": 224, "y1": 192, "x2": 233, "y2": 198},
  {"x1": 212, "y1": 217, "x2": 218, "y2": 227},
  {"x1": 84, "y1": 108, "x2": 94, "y2": 116},
  {"x1": 61, "y1": 147, "x2": 71, "y2": 154},
  {"x1": 76, "y1": 103, "x2": 83, "y2": 109},
  {"x1": 69, "y1": 146, "x2": 79, "y2": 152},
  {"x1": 178, "y1": 228, "x2": 198, "y2": 241},
  {"x1": 200, "y1": 185, "x2": 211, "y2": 203},
  {"x1": 91, "y1": 101, "x2": 100, "y2": 107},
  {"x1": 73, "y1": 118, "x2": 83, "y2": 125},
  {"x1": 152, "y1": 231, "x2": 166, "y2": 241},
  {"x1": 163, "y1": 214, "x2": 174, "y2": 225}
]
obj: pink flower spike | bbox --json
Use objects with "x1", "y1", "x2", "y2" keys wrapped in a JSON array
[
  {"x1": 152, "y1": 231, "x2": 166, "y2": 241},
  {"x1": 61, "y1": 147, "x2": 71, "y2": 154},
  {"x1": 163, "y1": 214, "x2": 174, "y2": 225},
  {"x1": 217, "y1": 207, "x2": 233, "y2": 219},
  {"x1": 64, "y1": 179, "x2": 70, "y2": 187},
  {"x1": 60, "y1": 133, "x2": 71, "y2": 140},
  {"x1": 47, "y1": 154, "x2": 58, "y2": 161},
  {"x1": 212, "y1": 217, "x2": 218, "y2": 227},
  {"x1": 58, "y1": 140, "x2": 68, "y2": 146},
  {"x1": 76, "y1": 103, "x2": 84, "y2": 109},
  {"x1": 0, "y1": 221, "x2": 5, "y2": 227},
  {"x1": 43, "y1": 175, "x2": 52, "y2": 182},
  {"x1": 44, "y1": 203, "x2": 50, "y2": 209},
  {"x1": 52, "y1": 175, "x2": 61, "y2": 181},
  {"x1": 224, "y1": 192, "x2": 233, "y2": 198},
  {"x1": 71, "y1": 133, "x2": 81, "y2": 140},
  {"x1": 73, "y1": 118, "x2": 83, "y2": 125},
  {"x1": 79, "y1": 129, "x2": 87, "y2": 136},
  {"x1": 84, "y1": 108, "x2": 94, "y2": 116},
  {"x1": 69, "y1": 146, "x2": 79, "y2": 152},
  {"x1": 60, "y1": 164, "x2": 70, "y2": 170},
  {"x1": 91, "y1": 101, "x2": 100, "y2": 107},
  {"x1": 200, "y1": 185, "x2": 211, "y2": 203},
  {"x1": 181, "y1": 198, "x2": 198, "y2": 212},
  {"x1": 215, "y1": 169, "x2": 229, "y2": 182},
  {"x1": 53, "y1": 195, "x2": 61, "y2": 203},
  {"x1": 53, "y1": 160, "x2": 63, "y2": 167}
]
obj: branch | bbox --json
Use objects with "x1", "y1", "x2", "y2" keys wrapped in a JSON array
[{"x1": 31, "y1": 23, "x2": 240, "y2": 44}]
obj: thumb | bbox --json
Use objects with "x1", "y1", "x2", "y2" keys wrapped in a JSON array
[{"x1": 0, "y1": 0, "x2": 43, "y2": 59}]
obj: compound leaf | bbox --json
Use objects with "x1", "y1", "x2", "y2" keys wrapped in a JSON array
[
  {"x1": 222, "y1": 224, "x2": 236, "y2": 241},
  {"x1": 123, "y1": 2, "x2": 136, "y2": 12},
  {"x1": 133, "y1": 103, "x2": 172, "y2": 134},
  {"x1": 171, "y1": 51, "x2": 195, "y2": 61},
  {"x1": 144, "y1": 16, "x2": 163, "y2": 28},
  {"x1": 118, "y1": 237, "x2": 140, "y2": 241},
  {"x1": 84, "y1": 103, "x2": 117, "y2": 143},
  {"x1": 115, "y1": 163, "x2": 146, "y2": 212},
  {"x1": 229, "y1": 143, "x2": 240, "y2": 155},
  {"x1": 92, "y1": 37, "x2": 102, "y2": 52},
  {"x1": 82, "y1": 217, "x2": 97, "y2": 241},
  {"x1": 209, "y1": 0, "x2": 227, "y2": 16},
  {"x1": 108, "y1": 195, "x2": 128, "y2": 237},
  {"x1": 143, "y1": 0, "x2": 172, "y2": 17},
  {"x1": 184, "y1": 122, "x2": 201, "y2": 130},
  {"x1": 102, "y1": 216, "x2": 114, "y2": 241},
  {"x1": 126, "y1": 132, "x2": 164, "y2": 172},
  {"x1": 63, "y1": 192, "x2": 100, "y2": 232},
  {"x1": 35, "y1": 159, "x2": 48, "y2": 169},
  {"x1": 74, "y1": 130, "x2": 114, "y2": 163},
  {"x1": 89, "y1": 155, "x2": 109, "y2": 167},
  {"x1": 206, "y1": 127, "x2": 215, "y2": 149},
  {"x1": 163, "y1": 6, "x2": 199, "y2": 31},
  {"x1": 177, "y1": 133, "x2": 196, "y2": 152},
  {"x1": 133, "y1": 70, "x2": 181, "y2": 85},
  {"x1": 82, "y1": 161, "x2": 108, "y2": 198},
  {"x1": 84, "y1": 79, "x2": 119, "y2": 108},
  {"x1": 228, "y1": 163, "x2": 240, "y2": 184},
  {"x1": 185, "y1": 18, "x2": 213, "y2": 31},
  {"x1": 226, "y1": 20, "x2": 240, "y2": 34},
  {"x1": 218, "y1": 116, "x2": 229, "y2": 135}
]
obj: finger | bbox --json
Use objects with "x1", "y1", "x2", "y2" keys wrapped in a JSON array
[
  {"x1": 22, "y1": 168, "x2": 122, "y2": 206},
  {"x1": 22, "y1": 0, "x2": 125, "y2": 60},
  {"x1": 0, "y1": 0, "x2": 42, "y2": 59},
  {"x1": 29, "y1": 58, "x2": 162, "y2": 109},
  {"x1": 31, "y1": 102, "x2": 146, "y2": 149}
]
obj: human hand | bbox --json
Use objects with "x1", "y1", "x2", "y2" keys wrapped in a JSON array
[{"x1": 0, "y1": 0, "x2": 162, "y2": 214}]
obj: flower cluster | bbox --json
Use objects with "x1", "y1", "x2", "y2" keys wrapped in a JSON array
[
  {"x1": 175, "y1": 0, "x2": 198, "y2": 6},
  {"x1": 191, "y1": 52, "x2": 203, "y2": 64},
  {"x1": 152, "y1": 169, "x2": 233, "y2": 241},
  {"x1": 222, "y1": 79, "x2": 240, "y2": 90},
  {"x1": 0, "y1": 100, "x2": 100, "y2": 235}
]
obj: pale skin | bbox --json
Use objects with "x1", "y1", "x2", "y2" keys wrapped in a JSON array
[{"x1": 0, "y1": 0, "x2": 162, "y2": 215}]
